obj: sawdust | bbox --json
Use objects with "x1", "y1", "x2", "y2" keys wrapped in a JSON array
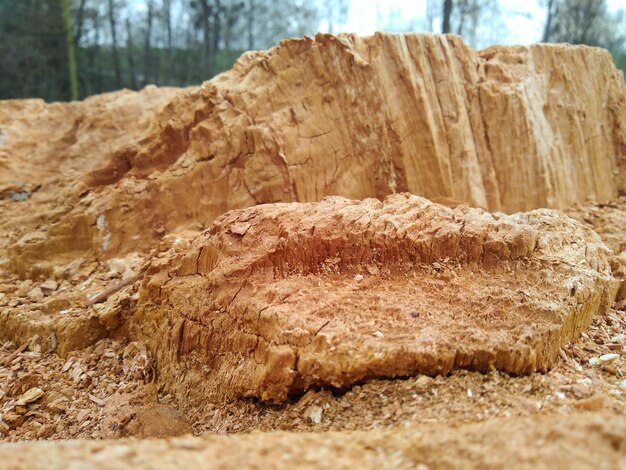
[
  {"x1": 0, "y1": 338, "x2": 155, "y2": 441},
  {"x1": 567, "y1": 197, "x2": 626, "y2": 254},
  {"x1": 185, "y1": 306, "x2": 626, "y2": 434},
  {"x1": 1, "y1": 299, "x2": 624, "y2": 441}
]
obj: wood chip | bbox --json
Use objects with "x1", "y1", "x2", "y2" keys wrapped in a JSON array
[
  {"x1": 15, "y1": 387, "x2": 45, "y2": 406},
  {"x1": 85, "y1": 270, "x2": 145, "y2": 307},
  {"x1": 61, "y1": 358, "x2": 74, "y2": 373},
  {"x1": 3, "y1": 342, "x2": 28, "y2": 366},
  {"x1": 88, "y1": 394, "x2": 106, "y2": 407}
]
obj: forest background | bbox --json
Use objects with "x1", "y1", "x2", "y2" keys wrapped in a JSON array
[{"x1": 1, "y1": 0, "x2": 624, "y2": 102}]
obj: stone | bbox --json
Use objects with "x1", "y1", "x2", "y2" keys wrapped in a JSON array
[{"x1": 134, "y1": 194, "x2": 619, "y2": 403}]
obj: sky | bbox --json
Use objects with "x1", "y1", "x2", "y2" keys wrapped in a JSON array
[
  {"x1": 129, "y1": 0, "x2": 626, "y2": 49},
  {"x1": 334, "y1": 0, "x2": 626, "y2": 47}
]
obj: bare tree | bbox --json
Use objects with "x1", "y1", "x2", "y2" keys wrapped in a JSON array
[
  {"x1": 89, "y1": 3, "x2": 104, "y2": 94},
  {"x1": 543, "y1": 0, "x2": 625, "y2": 54},
  {"x1": 163, "y1": 0, "x2": 173, "y2": 85},
  {"x1": 455, "y1": 0, "x2": 495, "y2": 44},
  {"x1": 322, "y1": 0, "x2": 348, "y2": 34},
  {"x1": 107, "y1": 0, "x2": 122, "y2": 88},
  {"x1": 73, "y1": 0, "x2": 88, "y2": 47},
  {"x1": 253, "y1": 0, "x2": 318, "y2": 49},
  {"x1": 212, "y1": 0, "x2": 222, "y2": 60},
  {"x1": 442, "y1": 0, "x2": 452, "y2": 34},
  {"x1": 142, "y1": 0, "x2": 154, "y2": 86},
  {"x1": 194, "y1": 0, "x2": 213, "y2": 75},
  {"x1": 223, "y1": 2, "x2": 244, "y2": 50},
  {"x1": 541, "y1": 0, "x2": 556, "y2": 42},
  {"x1": 126, "y1": 17, "x2": 137, "y2": 88},
  {"x1": 438, "y1": 0, "x2": 499, "y2": 46},
  {"x1": 425, "y1": 0, "x2": 438, "y2": 32},
  {"x1": 1, "y1": 0, "x2": 325, "y2": 100},
  {"x1": 247, "y1": 0, "x2": 255, "y2": 49},
  {"x1": 62, "y1": 0, "x2": 78, "y2": 100}
]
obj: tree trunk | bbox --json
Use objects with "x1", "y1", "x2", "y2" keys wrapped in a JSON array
[
  {"x1": 107, "y1": 0, "x2": 122, "y2": 89},
  {"x1": 198, "y1": 0, "x2": 212, "y2": 78},
  {"x1": 143, "y1": 0, "x2": 154, "y2": 86},
  {"x1": 442, "y1": 0, "x2": 453, "y2": 34},
  {"x1": 326, "y1": 0, "x2": 334, "y2": 34},
  {"x1": 578, "y1": 0, "x2": 602, "y2": 45},
  {"x1": 183, "y1": 27, "x2": 192, "y2": 85},
  {"x1": 73, "y1": 0, "x2": 87, "y2": 46},
  {"x1": 90, "y1": 10, "x2": 102, "y2": 95},
  {"x1": 425, "y1": 0, "x2": 437, "y2": 32},
  {"x1": 164, "y1": 0, "x2": 173, "y2": 85},
  {"x1": 455, "y1": 0, "x2": 468, "y2": 36},
  {"x1": 247, "y1": 0, "x2": 255, "y2": 50},
  {"x1": 61, "y1": 0, "x2": 78, "y2": 100},
  {"x1": 126, "y1": 18, "x2": 137, "y2": 89},
  {"x1": 542, "y1": 0, "x2": 555, "y2": 42},
  {"x1": 211, "y1": 0, "x2": 222, "y2": 75}
]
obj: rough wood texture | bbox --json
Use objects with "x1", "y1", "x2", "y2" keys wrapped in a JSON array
[
  {"x1": 0, "y1": 34, "x2": 624, "y2": 464},
  {"x1": 3, "y1": 34, "x2": 625, "y2": 275},
  {"x1": 135, "y1": 194, "x2": 618, "y2": 403}
]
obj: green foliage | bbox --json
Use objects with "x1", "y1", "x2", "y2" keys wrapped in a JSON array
[
  {"x1": 0, "y1": 0, "x2": 69, "y2": 101},
  {"x1": 1, "y1": 0, "x2": 625, "y2": 100},
  {"x1": 75, "y1": 45, "x2": 243, "y2": 95},
  {"x1": 0, "y1": 0, "x2": 318, "y2": 101}
]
